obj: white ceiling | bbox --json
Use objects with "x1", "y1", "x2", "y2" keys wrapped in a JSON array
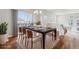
[
  {"x1": 45, "y1": 9, "x2": 79, "y2": 15},
  {"x1": 17, "y1": 9, "x2": 79, "y2": 15}
]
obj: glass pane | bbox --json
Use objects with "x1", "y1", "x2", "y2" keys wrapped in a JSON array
[{"x1": 17, "y1": 11, "x2": 33, "y2": 27}]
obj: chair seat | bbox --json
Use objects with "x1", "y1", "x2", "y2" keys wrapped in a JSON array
[
  {"x1": 18, "y1": 32, "x2": 23, "y2": 35},
  {"x1": 46, "y1": 32, "x2": 53, "y2": 36},
  {"x1": 27, "y1": 35, "x2": 42, "y2": 43},
  {"x1": 33, "y1": 32, "x2": 42, "y2": 37}
]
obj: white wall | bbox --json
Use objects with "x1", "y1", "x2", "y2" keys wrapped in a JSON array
[
  {"x1": 56, "y1": 15, "x2": 69, "y2": 26},
  {"x1": 40, "y1": 12, "x2": 57, "y2": 27},
  {"x1": 0, "y1": 9, "x2": 13, "y2": 37}
]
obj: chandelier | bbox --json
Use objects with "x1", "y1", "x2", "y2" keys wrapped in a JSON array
[{"x1": 33, "y1": 10, "x2": 42, "y2": 15}]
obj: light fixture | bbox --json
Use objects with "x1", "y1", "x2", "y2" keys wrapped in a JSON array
[{"x1": 33, "y1": 10, "x2": 42, "y2": 14}]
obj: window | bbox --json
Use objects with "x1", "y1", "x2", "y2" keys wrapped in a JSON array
[
  {"x1": 43, "y1": 15, "x2": 48, "y2": 20},
  {"x1": 67, "y1": 16, "x2": 79, "y2": 31},
  {"x1": 17, "y1": 11, "x2": 33, "y2": 26}
]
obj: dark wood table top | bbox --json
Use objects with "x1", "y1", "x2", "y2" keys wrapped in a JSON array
[{"x1": 24, "y1": 26, "x2": 56, "y2": 34}]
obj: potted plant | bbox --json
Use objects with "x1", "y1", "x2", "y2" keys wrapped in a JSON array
[
  {"x1": 35, "y1": 21, "x2": 41, "y2": 25},
  {"x1": 0, "y1": 22, "x2": 8, "y2": 44}
]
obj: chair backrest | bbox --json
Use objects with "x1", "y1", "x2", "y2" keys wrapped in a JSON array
[
  {"x1": 27, "y1": 30, "x2": 33, "y2": 38},
  {"x1": 23, "y1": 28, "x2": 27, "y2": 34},
  {"x1": 19, "y1": 27, "x2": 33, "y2": 38},
  {"x1": 64, "y1": 28, "x2": 67, "y2": 35},
  {"x1": 19, "y1": 27, "x2": 23, "y2": 33},
  {"x1": 58, "y1": 24, "x2": 67, "y2": 35}
]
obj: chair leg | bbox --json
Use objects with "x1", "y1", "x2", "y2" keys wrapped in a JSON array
[
  {"x1": 41, "y1": 39, "x2": 43, "y2": 48},
  {"x1": 19, "y1": 34, "x2": 23, "y2": 44},
  {"x1": 21, "y1": 35, "x2": 25, "y2": 46},
  {"x1": 25, "y1": 37, "x2": 29, "y2": 49},
  {"x1": 31, "y1": 38, "x2": 33, "y2": 49},
  {"x1": 52, "y1": 32, "x2": 54, "y2": 41},
  {"x1": 18, "y1": 34, "x2": 20, "y2": 39},
  {"x1": 27, "y1": 40, "x2": 29, "y2": 48},
  {"x1": 20, "y1": 34, "x2": 23, "y2": 44},
  {"x1": 25, "y1": 36, "x2": 28, "y2": 48}
]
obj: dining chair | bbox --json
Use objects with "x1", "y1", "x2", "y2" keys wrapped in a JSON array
[
  {"x1": 52, "y1": 25, "x2": 68, "y2": 49},
  {"x1": 17, "y1": 27, "x2": 25, "y2": 48},
  {"x1": 58, "y1": 25, "x2": 68, "y2": 40},
  {"x1": 18, "y1": 27, "x2": 23, "y2": 41},
  {"x1": 46, "y1": 31, "x2": 56, "y2": 42},
  {"x1": 53, "y1": 28, "x2": 68, "y2": 49},
  {"x1": 19, "y1": 27, "x2": 42, "y2": 49},
  {"x1": 26, "y1": 29, "x2": 42, "y2": 49},
  {"x1": 53, "y1": 38, "x2": 65, "y2": 49}
]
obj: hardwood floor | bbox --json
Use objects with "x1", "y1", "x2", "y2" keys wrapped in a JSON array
[
  {"x1": 4, "y1": 35, "x2": 78, "y2": 49},
  {"x1": 0, "y1": 35, "x2": 68, "y2": 49},
  {"x1": 17, "y1": 35, "x2": 65, "y2": 49},
  {"x1": 0, "y1": 36, "x2": 17, "y2": 49}
]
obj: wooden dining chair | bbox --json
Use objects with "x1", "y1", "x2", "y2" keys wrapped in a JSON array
[
  {"x1": 26, "y1": 29, "x2": 42, "y2": 49},
  {"x1": 18, "y1": 27, "x2": 42, "y2": 49},
  {"x1": 52, "y1": 26, "x2": 68, "y2": 49},
  {"x1": 18, "y1": 27, "x2": 23, "y2": 41},
  {"x1": 26, "y1": 30, "x2": 33, "y2": 48},
  {"x1": 17, "y1": 27, "x2": 23, "y2": 48},
  {"x1": 47, "y1": 31, "x2": 56, "y2": 41},
  {"x1": 53, "y1": 38, "x2": 65, "y2": 49}
]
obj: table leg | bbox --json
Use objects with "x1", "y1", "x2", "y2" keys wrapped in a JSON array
[
  {"x1": 52, "y1": 32, "x2": 54, "y2": 41},
  {"x1": 42, "y1": 33, "x2": 46, "y2": 49},
  {"x1": 54, "y1": 29, "x2": 57, "y2": 40}
]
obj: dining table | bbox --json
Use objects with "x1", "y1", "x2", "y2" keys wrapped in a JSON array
[{"x1": 24, "y1": 26, "x2": 57, "y2": 49}]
